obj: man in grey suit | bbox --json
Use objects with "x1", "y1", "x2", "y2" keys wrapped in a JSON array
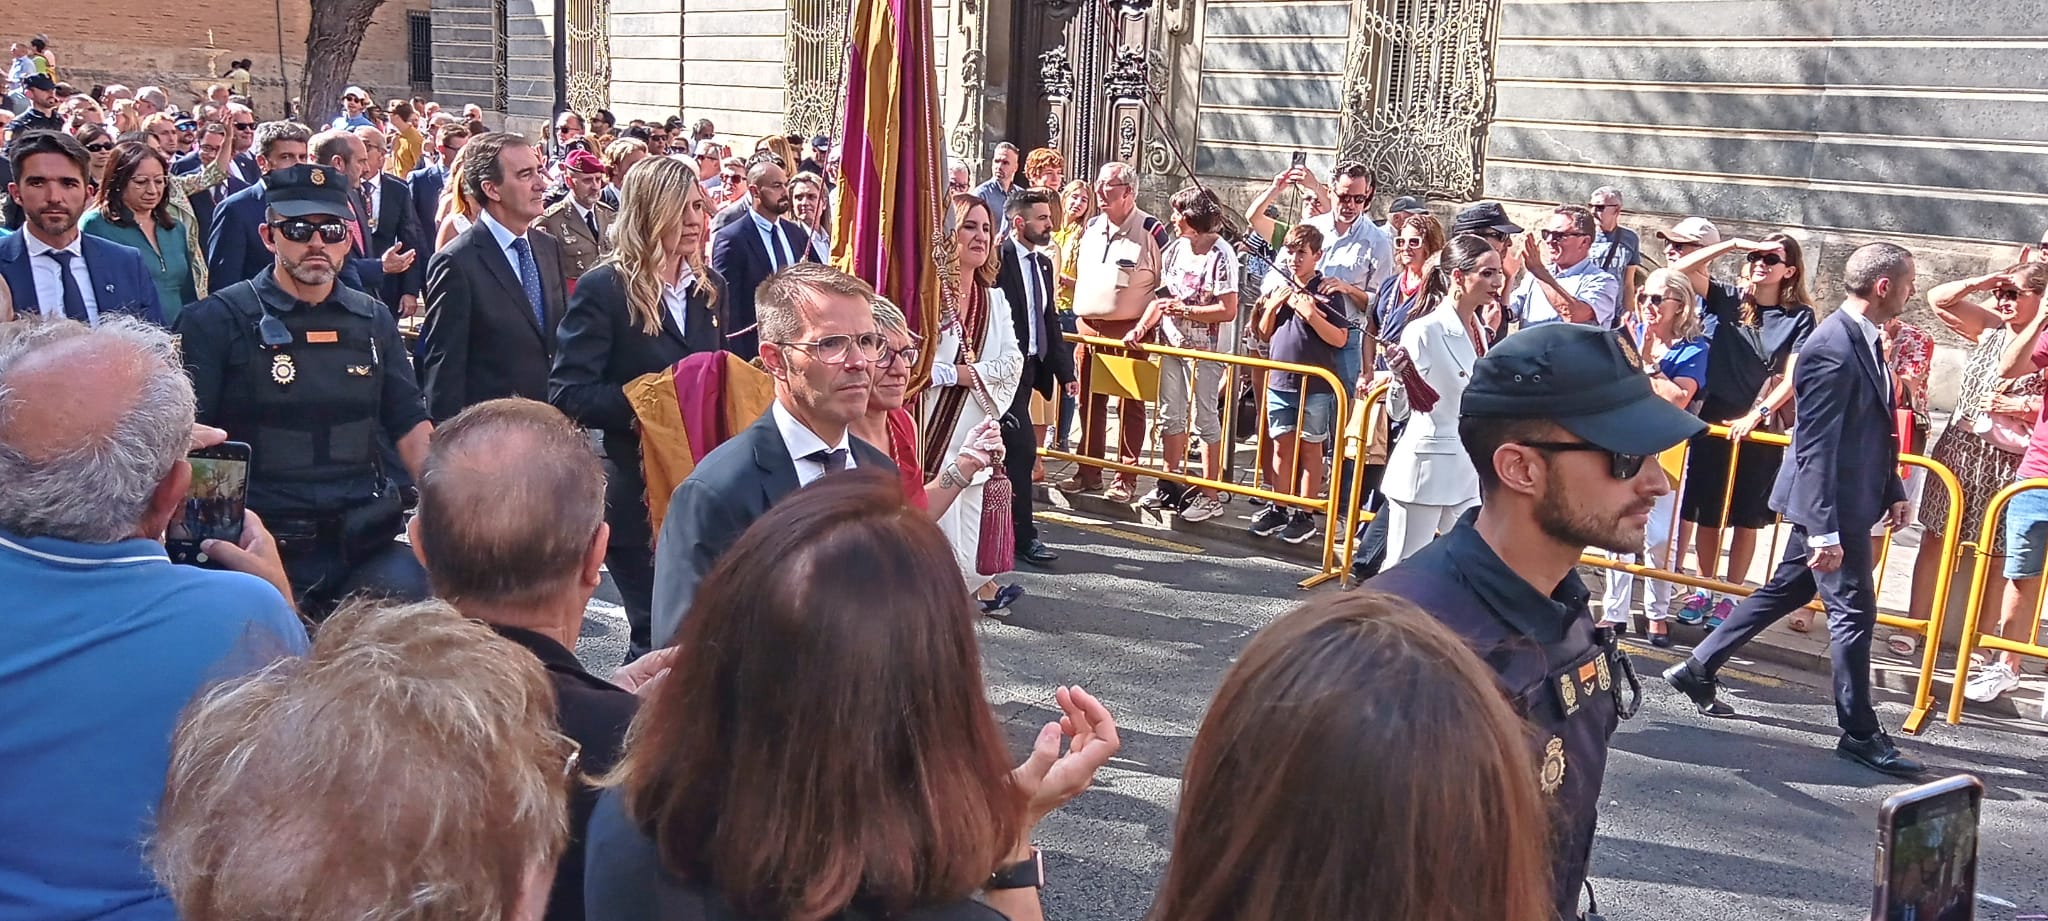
[
  {"x1": 648, "y1": 263, "x2": 894, "y2": 646},
  {"x1": 1666, "y1": 242, "x2": 1924, "y2": 777}
]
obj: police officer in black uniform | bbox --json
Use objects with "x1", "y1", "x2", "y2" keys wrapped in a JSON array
[
  {"x1": 1367, "y1": 324, "x2": 1705, "y2": 920},
  {"x1": 175, "y1": 163, "x2": 433, "y2": 617}
]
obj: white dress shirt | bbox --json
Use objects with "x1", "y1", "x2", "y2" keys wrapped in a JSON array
[
  {"x1": 24, "y1": 231, "x2": 101, "y2": 324},
  {"x1": 660, "y1": 264, "x2": 697, "y2": 336},
  {"x1": 1808, "y1": 305, "x2": 1889, "y2": 550},
  {"x1": 361, "y1": 178, "x2": 381, "y2": 232},
  {"x1": 1011, "y1": 237, "x2": 1048, "y2": 357},
  {"x1": 772, "y1": 400, "x2": 856, "y2": 487}
]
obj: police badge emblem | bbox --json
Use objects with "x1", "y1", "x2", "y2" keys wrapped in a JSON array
[
  {"x1": 1595, "y1": 654, "x2": 1613, "y2": 691},
  {"x1": 271, "y1": 352, "x2": 297, "y2": 385},
  {"x1": 1558, "y1": 671, "x2": 1579, "y2": 715},
  {"x1": 310, "y1": 167, "x2": 325, "y2": 186},
  {"x1": 1541, "y1": 736, "x2": 1567, "y2": 794}
]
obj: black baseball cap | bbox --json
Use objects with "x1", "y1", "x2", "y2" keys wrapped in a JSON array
[
  {"x1": 263, "y1": 164, "x2": 353, "y2": 219},
  {"x1": 1461, "y1": 324, "x2": 1705, "y2": 456},
  {"x1": 1451, "y1": 201, "x2": 1522, "y2": 236},
  {"x1": 1390, "y1": 195, "x2": 1429, "y2": 214},
  {"x1": 23, "y1": 74, "x2": 56, "y2": 92}
]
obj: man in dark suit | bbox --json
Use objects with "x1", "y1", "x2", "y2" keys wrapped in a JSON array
[
  {"x1": 351, "y1": 125, "x2": 428, "y2": 316},
  {"x1": 995, "y1": 188, "x2": 1074, "y2": 565},
  {"x1": 419, "y1": 131, "x2": 567, "y2": 422},
  {"x1": 1666, "y1": 241, "x2": 1924, "y2": 777},
  {"x1": 0, "y1": 130, "x2": 163, "y2": 324},
  {"x1": 407, "y1": 122, "x2": 468, "y2": 257},
  {"x1": 206, "y1": 120, "x2": 315, "y2": 288},
  {"x1": 169, "y1": 122, "x2": 253, "y2": 243},
  {"x1": 708, "y1": 159, "x2": 817, "y2": 359},
  {"x1": 309, "y1": 128, "x2": 417, "y2": 303},
  {"x1": 409, "y1": 397, "x2": 642, "y2": 921},
  {"x1": 649, "y1": 263, "x2": 892, "y2": 644}
]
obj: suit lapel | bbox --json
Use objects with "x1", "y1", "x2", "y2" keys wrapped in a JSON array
[
  {"x1": 1839, "y1": 311, "x2": 1889, "y2": 407},
  {"x1": 469, "y1": 225, "x2": 542, "y2": 339},
  {"x1": 747, "y1": 410, "x2": 802, "y2": 505},
  {"x1": 0, "y1": 237, "x2": 37, "y2": 311},
  {"x1": 79, "y1": 238, "x2": 121, "y2": 309},
  {"x1": 742, "y1": 216, "x2": 773, "y2": 273},
  {"x1": 534, "y1": 234, "x2": 565, "y2": 338}
]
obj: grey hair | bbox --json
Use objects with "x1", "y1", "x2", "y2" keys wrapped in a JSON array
[
  {"x1": 1589, "y1": 186, "x2": 1623, "y2": 205},
  {"x1": 0, "y1": 317, "x2": 195, "y2": 543}
]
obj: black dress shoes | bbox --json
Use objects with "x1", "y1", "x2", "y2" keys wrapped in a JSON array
[
  {"x1": 1837, "y1": 730, "x2": 1926, "y2": 778},
  {"x1": 1018, "y1": 540, "x2": 1059, "y2": 565},
  {"x1": 1663, "y1": 661, "x2": 1737, "y2": 717}
]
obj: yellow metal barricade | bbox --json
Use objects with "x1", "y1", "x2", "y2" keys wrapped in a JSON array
[
  {"x1": 1045, "y1": 333, "x2": 1377, "y2": 590},
  {"x1": 1573, "y1": 423, "x2": 1963, "y2": 734},
  {"x1": 1946, "y1": 478, "x2": 2048, "y2": 725}
]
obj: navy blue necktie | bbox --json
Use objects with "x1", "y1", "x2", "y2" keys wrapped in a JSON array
[
  {"x1": 510, "y1": 237, "x2": 547, "y2": 327},
  {"x1": 43, "y1": 249, "x2": 89, "y2": 323},
  {"x1": 805, "y1": 447, "x2": 849, "y2": 473}
]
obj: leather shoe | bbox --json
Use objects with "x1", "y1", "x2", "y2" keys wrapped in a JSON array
[
  {"x1": 1836, "y1": 730, "x2": 1926, "y2": 778},
  {"x1": 1663, "y1": 661, "x2": 1736, "y2": 717},
  {"x1": 1018, "y1": 540, "x2": 1059, "y2": 565}
]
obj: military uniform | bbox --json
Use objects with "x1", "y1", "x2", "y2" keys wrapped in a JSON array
[
  {"x1": 172, "y1": 164, "x2": 432, "y2": 616},
  {"x1": 1370, "y1": 512, "x2": 1635, "y2": 920},
  {"x1": 535, "y1": 196, "x2": 615, "y2": 282}
]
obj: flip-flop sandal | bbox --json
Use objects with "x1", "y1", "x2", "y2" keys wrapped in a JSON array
[{"x1": 980, "y1": 584, "x2": 1026, "y2": 614}]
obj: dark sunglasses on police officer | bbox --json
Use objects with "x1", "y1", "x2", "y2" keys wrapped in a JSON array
[
  {"x1": 1518, "y1": 440, "x2": 1650, "y2": 480},
  {"x1": 268, "y1": 218, "x2": 351, "y2": 245}
]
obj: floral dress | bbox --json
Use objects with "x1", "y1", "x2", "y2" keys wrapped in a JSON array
[{"x1": 1919, "y1": 325, "x2": 2044, "y2": 551}]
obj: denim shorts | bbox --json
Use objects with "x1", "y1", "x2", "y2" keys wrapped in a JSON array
[
  {"x1": 1266, "y1": 387, "x2": 1334, "y2": 444},
  {"x1": 2003, "y1": 486, "x2": 2048, "y2": 579}
]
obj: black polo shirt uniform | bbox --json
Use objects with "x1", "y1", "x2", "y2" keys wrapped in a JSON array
[
  {"x1": 176, "y1": 261, "x2": 432, "y2": 616},
  {"x1": 1370, "y1": 509, "x2": 1637, "y2": 921}
]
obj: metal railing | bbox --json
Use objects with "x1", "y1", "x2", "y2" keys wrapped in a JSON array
[{"x1": 1946, "y1": 478, "x2": 2048, "y2": 726}]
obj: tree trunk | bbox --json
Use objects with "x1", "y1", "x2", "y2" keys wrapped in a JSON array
[{"x1": 300, "y1": 0, "x2": 388, "y2": 126}]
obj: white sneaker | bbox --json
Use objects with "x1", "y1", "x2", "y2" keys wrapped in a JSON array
[
  {"x1": 1963, "y1": 661, "x2": 2021, "y2": 703},
  {"x1": 1180, "y1": 494, "x2": 1226, "y2": 522}
]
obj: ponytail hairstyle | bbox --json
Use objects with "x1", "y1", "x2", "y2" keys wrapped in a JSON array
[{"x1": 1411, "y1": 233, "x2": 1498, "y2": 325}]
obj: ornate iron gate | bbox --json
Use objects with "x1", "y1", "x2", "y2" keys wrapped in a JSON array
[
  {"x1": 786, "y1": 0, "x2": 853, "y2": 137},
  {"x1": 1339, "y1": 0, "x2": 1500, "y2": 200},
  {"x1": 565, "y1": 0, "x2": 611, "y2": 114}
]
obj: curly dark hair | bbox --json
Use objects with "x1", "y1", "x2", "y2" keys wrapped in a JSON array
[{"x1": 95, "y1": 141, "x2": 175, "y2": 230}]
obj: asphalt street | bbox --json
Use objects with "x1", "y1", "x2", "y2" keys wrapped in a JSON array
[{"x1": 572, "y1": 507, "x2": 2048, "y2": 921}]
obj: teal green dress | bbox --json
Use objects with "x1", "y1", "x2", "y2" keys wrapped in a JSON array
[{"x1": 81, "y1": 210, "x2": 199, "y2": 323}]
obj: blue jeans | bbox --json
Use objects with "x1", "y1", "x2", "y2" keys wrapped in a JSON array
[
  {"x1": 2004, "y1": 487, "x2": 2048, "y2": 579},
  {"x1": 1056, "y1": 312, "x2": 1079, "y2": 446}
]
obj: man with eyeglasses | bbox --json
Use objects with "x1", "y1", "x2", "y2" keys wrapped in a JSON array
[
  {"x1": 331, "y1": 86, "x2": 375, "y2": 131},
  {"x1": 1368, "y1": 322, "x2": 1704, "y2": 921},
  {"x1": 175, "y1": 163, "x2": 435, "y2": 618},
  {"x1": 1506, "y1": 204, "x2": 1620, "y2": 327},
  {"x1": 1585, "y1": 186, "x2": 1640, "y2": 304},
  {"x1": 650, "y1": 263, "x2": 896, "y2": 638},
  {"x1": 221, "y1": 103, "x2": 261, "y2": 184}
]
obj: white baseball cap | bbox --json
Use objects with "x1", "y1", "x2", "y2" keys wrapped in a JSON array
[{"x1": 1657, "y1": 216, "x2": 1722, "y2": 246}]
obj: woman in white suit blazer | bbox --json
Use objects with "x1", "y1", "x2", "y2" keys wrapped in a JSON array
[{"x1": 1381, "y1": 235, "x2": 1507, "y2": 563}]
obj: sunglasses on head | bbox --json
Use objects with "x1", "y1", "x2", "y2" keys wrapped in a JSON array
[
  {"x1": 267, "y1": 218, "x2": 350, "y2": 244},
  {"x1": 1745, "y1": 251, "x2": 1785, "y2": 267},
  {"x1": 1518, "y1": 441, "x2": 1650, "y2": 480}
]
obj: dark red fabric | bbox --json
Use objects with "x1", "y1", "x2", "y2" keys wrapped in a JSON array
[
  {"x1": 670, "y1": 351, "x2": 728, "y2": 464},
  {"x1": 886, "y1": 407, "x2": 928, "y2": 510}
]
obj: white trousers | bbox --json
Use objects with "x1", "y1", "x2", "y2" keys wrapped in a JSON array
[
  {"x1": 1601, "y1": 490, "x2": 1678, "y2": 624},
  {"x1": 1384, "y1": 496, "x2": 1479, "y2": 566}
]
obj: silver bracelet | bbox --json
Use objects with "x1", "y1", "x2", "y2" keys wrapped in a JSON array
[{"x1": 940, "y1": 463, "x2": 970, "y2": 489}]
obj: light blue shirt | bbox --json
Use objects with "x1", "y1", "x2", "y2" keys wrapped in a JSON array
[
  {"x1": 747, "y1": 207, "x2": 795, "y2": 269},
  {"x1": 0, "y1": 530, "x2": 308, "y2": 921},
  {"x1": 476, "y1": 207, "x2": 532, "y2": 285},
  {"x1": 1508, "y1": 255, "x2": 1622, "y2": 327},
  {"x1": 7, "y1": 55, "x2": 35, "y2": 93}
]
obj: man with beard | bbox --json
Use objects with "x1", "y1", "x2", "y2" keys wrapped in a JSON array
[
  {"x1": 709, "y1": 159, "x2": 817, "y2": 359},
  {"x1": 0, "y1": 130, "x2": 163, "y2": 324},
  {"x1": 174, "y1": 163, "x2": 434, "y2": 618},
  {"x1": 1366, "y1": 323, "x2": 1705, "y2": 921},
  {"x1": 995, "y1": 187, "x2": 1075, "y2": 565}
]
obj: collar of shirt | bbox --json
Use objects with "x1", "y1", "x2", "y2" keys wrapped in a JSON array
[
  {"x1": 772, "y1": 399, "x2": 850, "y2": 468},
  {"x1": 477, "y1": 208, "x2": 527, "y2": 267},
  {"x1": 747, "y1": 206, "x2": 780, "y2": 238},
  {"x1": 571, "y1": 200, "x2": 593, "y2": 224},
  {"x1": 1840, "y1": 305, "x2": 1883, "y2": 355},
  {"x1": 1437, "y1": 508, "x2": 1591, "y2": 645},
  {"x1": 0, "y1": 529, "x2": 170, "y2": 569},
  {"x1": 1011, "y1": 237, "x2": 1042, "y2": 266},
  {"x1": 1546, "y1": 255, "x2": 1602, "y2": 281},
  {"x1": 22, "y1": 230, "x2": 83, "y2": 261}
]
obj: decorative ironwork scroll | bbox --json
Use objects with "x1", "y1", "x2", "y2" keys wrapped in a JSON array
[
  {"x1": 565, "y1": 0, "x2": 610, "y2": 114},
  {"x1": 1337, "y1": 0, "x2": 1502, "y2": 200},
  {"x1": 786, "y1": 0, "x2": 854, "y2": 135}
]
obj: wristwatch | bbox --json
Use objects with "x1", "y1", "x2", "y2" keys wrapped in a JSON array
[{"x1": 987, "y1": 848, "x2": 1044, "y2": 890}]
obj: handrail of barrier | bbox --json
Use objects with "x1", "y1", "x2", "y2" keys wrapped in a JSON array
[
  {"x1": 1946, "y1": 477, "x2": 2048, "y2": 726},
  {"x1": 1044, "y1": 332, "x2": 1371, "y2": 590},
  {"x1": 1572, "y1": 422, "x2": 1963, "y2": 735},
  {"x1": 1336, "y1": 379, "x2": 1393, "y2": 585}
]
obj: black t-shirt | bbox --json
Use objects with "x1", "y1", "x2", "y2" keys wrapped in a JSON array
[{"x1": 1698, "y1": 280, "x2": 1817, "y2": 422}]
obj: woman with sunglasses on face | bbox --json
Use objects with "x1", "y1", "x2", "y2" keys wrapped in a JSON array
[
  {"x1": 72, "y1": 122, "x2": 115, "y2": 192},
  {"x1": 926, "y1": 193, "x2": 1026, "y2": 613},
  {"x1": 1914, "y1": 263, "x2": 2047, "y2": 685},
  {"x1": 549, "y1": 157, "x2": 723, "y2": 656},
  {"x1": 82, "y1": 142, "x2": 199, "y2": 322},
  {"x1": 1599, "y1": 268, "x2": 1709, "y2": 646},
  {"x1": 1379, "y1": 234, "x2": 1501, "y2": 564},
  {"x1": 852, "y1": 297, "x2": 1005, "y2": 519},
  {"x1": 1666, "y1": 231, "x2": 1816, "y2": 629}
]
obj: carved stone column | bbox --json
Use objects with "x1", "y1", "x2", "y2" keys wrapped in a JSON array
[{"x1": 945, "y1": 0, "x2": 991, "y2": 163}]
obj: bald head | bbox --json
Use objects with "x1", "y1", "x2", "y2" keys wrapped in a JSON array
[
  {"x1": 0, "y1": 318, "x2": 195, "y2": 543},
  {"x1": 411, "y1": 399, "x2": 606, "y2": 621}
]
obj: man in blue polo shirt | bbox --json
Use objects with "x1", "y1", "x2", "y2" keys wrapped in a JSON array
[{"x1": 0, "y1": 316, "x2": 307, "y2": 921}]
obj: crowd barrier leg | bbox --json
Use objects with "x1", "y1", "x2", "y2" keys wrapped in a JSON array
[{"x1": 1946, "y1": 479, "x2": 2048, "y2": 726}]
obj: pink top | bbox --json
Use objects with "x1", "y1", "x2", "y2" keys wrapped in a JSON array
[{"x1": 2018, "y1": 331, "x2": 2048, "y2": 479}]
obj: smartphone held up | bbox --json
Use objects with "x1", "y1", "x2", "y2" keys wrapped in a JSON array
[{"x1": 166, "y1": 441, "x2": 250, "y2": 566}]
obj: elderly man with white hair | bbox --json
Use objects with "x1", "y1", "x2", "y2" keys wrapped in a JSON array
[{"x1": 0, "y1": 317, "x2": 308, "y2": 921}]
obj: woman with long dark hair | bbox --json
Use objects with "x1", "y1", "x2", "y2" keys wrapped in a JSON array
[
  {"x1": 1669, "y1": 231, "x2": 1817, "y2": 628},
  {"x1": 588, "y1": 472, "x2": 1119, "y2": 921},
  {"x1": 81, "y1": 141, "x2": 198, "y2": 322},
  {"x1": 72, "y1": 122, "x2": 114, "y2": 192},
  {"x1": 924, "y1": 192, "x2": 1024, "y2": 612},
  {"x1": 549, "y1": 156, "x2": 723, "y2": 656},
  {"x1": 1147, "y1": 591, "x2": 1551, "y2": 921},
  {"x1": 1378, "y1": 233, "x2": 1502, "y2": 564}
]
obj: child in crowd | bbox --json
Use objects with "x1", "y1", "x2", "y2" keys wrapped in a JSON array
[{"x1": 1250, "y1": 224, "x2": 1350, "y2": 544}]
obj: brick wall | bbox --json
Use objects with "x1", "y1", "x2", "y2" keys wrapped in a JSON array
[{"x1": 29, "y1": 0, "x2": 430, "y2": 120}]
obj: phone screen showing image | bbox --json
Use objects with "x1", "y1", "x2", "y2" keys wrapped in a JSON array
[
  {"x1": 1881, "y1": 780, "x2": 1980, "y2": 921},
  {"x1": 166, "y1": 447, "x2": 249, "y2": 564}
]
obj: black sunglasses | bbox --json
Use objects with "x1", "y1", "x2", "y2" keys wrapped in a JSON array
[
  {"x1": 1540, "y1": 230, "x2": 1590, "y2": 242},
  {"x1": 267, "y1": 218, "x2": 350, "y2": 244},
  {"x1": 1993, "y1": 287, "x2": 2023, "y2": 300},
  {"x1": 84, "y1": 142, "x2": 115, "y2": 153},
  {"x1": 1745, "y1": 251, "x2": 1785, "y2": 267},
  {"x1": 233, "y1": 122, "x2": 256, "y2": 130},
  {"x1": 1518, "y1": 441, "x2": 1650, "y2": 480},
  {"x1": 1475, "y1": 229, "x2": 1510, "y2": 242}
]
